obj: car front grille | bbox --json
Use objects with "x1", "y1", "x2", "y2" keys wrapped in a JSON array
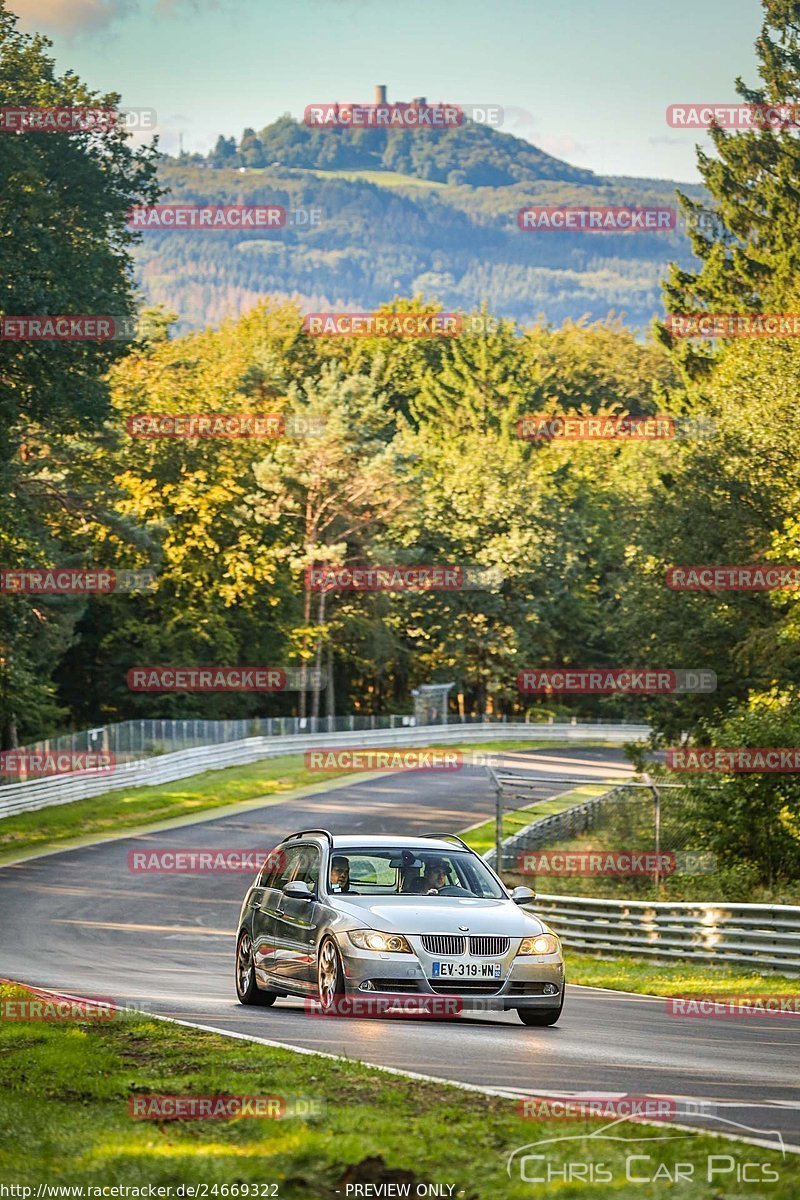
[
  {"x1": 421, "y1": 935, "x2": 467, "y2": 956},
  {"x1": 420, "y1": 934, "x2": 511, "y2": 957},
  {"x1": 428, "y1": 980, "x2": 504, "y2": 995},
  {"x1": 469, "y1": 936, "x2": 510, "y2": 957}
]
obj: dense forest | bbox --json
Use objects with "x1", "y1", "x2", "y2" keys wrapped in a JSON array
[
  {"x1": 3, "y1": 2, "x2": 800, "y2": 888},
  {"x1": 135, "y1": 117, "x2": 703, "y2": 332}
]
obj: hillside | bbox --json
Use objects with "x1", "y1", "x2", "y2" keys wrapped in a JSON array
[
  {"x1": 208, "y1": 113, "x2": 599, "y2": 187},
  {"x1": 135, "y1": 112, "x2": 703, "y2": 333}
]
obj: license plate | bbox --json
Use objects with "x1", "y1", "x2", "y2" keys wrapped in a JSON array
[{"x1": 431, "y1": 961, "x2": 502, "y2": 979}]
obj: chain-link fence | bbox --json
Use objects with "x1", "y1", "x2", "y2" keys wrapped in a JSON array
[
  {"x1": 489, "y1": 772, "x2": 719, "y2": 901},
  {"x1": 0, "y1": 713, "x2": 647, "y2": 781}
]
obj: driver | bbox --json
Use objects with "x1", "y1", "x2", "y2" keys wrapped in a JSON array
[
  {"x1": 330, "y1": 855, "x2": 351, "y2": 893},
  {"x1": 409, "y1": 857, "x2": 448, "y2": 894}
]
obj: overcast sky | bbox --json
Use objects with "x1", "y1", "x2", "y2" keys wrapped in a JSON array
[{"x1": 9, "y1": 0, "x2": 763, "y2": 181}]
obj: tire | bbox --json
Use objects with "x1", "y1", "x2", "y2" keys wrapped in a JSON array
[
  {"x1": 317, "y1": 935, "x2": 346, "y2": 1013},
  {"x1": 235, "y1": 930, "x2": 277, "y2": 1006},
  {"x1": 517, "y1": 993, "x2": 564, "y2": 1026}
]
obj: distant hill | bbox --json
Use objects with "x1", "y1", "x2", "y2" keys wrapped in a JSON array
[
  {"x1": 135, "y1": 108, "x2": 703, "y2": 333},
  {"x1": 207, "y1": 114, "x2": 598, "y2": 188}
]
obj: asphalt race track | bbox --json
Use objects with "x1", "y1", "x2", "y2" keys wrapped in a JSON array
[{"x1": 1, "y1": 748, "x2": 798, "y2": 1152}]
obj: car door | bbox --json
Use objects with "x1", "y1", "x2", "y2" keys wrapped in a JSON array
[
  {"x1": 251, "y1": 846, "x2": 305, "y2": 988},
  {"x1": 273, "y1": 843, "x2": 322, "y2": 991}
]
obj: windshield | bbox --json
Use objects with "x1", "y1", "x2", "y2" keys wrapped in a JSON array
[{"x1": 327, "y1": 848, "x2": 505, "y2": 899}]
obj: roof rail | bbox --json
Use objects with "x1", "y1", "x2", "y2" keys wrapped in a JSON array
[
  {"x1": 281, "y1": 829, "x2": 334, "y2": 846},
  {"x1": 426, "y1": 833, "x2": 471, "y2": 850}
]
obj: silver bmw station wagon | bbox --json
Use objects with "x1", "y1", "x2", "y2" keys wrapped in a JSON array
[{"x1": 235, "y1": 830, "x2": 565, "y2": 1025}]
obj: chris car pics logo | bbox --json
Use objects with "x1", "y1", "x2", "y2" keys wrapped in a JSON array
[{"x1": 506, "y1": 1115, "x2": 784, "y2": 1185}]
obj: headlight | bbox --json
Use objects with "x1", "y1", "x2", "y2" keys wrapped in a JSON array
[
  {"x1": 347, "y1": 930, "x2": 413, "y2": 954},
  {"x1": 518, "y1": 934, "x2": 560, "y2": 956}
]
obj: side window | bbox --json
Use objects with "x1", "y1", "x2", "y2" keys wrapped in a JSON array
[
  {"x1": 258, "y1": 848, "x2": 288, "y2": 889},
  {"x1": 293, "y1": 845, "x2": 321, "y2": 891},
  {"x1": 261, "y1": 846, "x2": 303, "y2": 890}
]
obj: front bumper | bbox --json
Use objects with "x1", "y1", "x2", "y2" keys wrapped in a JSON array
[{"x1": 336, "y1": 932, "x2": 565, "y2": 1011}]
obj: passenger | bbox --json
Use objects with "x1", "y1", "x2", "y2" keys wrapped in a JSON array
[{"x1": 330, "y1": 855, "x2": 351, "y2": 893}]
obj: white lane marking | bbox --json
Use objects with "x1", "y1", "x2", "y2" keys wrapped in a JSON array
[
  {"x1": 52, "y1": 919, "x2": 232, "y2": 936},
  {"x1": 511, "y1": 1088, "x2": 800, "y2": 1111}
]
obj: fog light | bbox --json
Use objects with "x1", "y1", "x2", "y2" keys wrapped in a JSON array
[{"x1": 544, "y1": 983, "x2": 558, "y2": 996}]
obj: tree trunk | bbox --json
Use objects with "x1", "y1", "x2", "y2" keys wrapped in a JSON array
[
  {"x1": 326, "y1": 645, "x2": 334, "y2": 728},
  {"x1": 311, "y1": 587, "x2": 326, "y2": 719},
  {"x1": 299, "y1": 554, "x2": 314, "y2": 720}
]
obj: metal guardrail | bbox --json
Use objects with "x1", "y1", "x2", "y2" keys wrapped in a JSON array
[
  {"x1": 487, "y1": 781, "x2": 800, "y2": 973},
  {"x1": 0, "y1": 722, "x2": 649, "y2": 820},
  {"x1": 529, "y1": 895, "x2": 800, "y2": 972},
  {"x1": 4, "y1": 713, "x2": 647, "y2": 774}
]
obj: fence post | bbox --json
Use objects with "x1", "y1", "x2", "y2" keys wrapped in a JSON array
[
  {"x1": 486, "y1": 766, "x2": 503, "y2": 873},
  {"x1": 646, "y1": 774, "x2": 662, "y2": 892}
]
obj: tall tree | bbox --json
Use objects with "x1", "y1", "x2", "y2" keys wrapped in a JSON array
[
  {"x1": 660, "y1": 0, "x2": 800, "y2": 375},
  {"x1": 0, "y1": 7, "x2": 159, "y2": 746}
]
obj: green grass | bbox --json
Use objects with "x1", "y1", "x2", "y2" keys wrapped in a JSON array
[
  {"x1": 461, "y1": 783, "x2": 611, "y2": 857},
  {"x1": 0, "y1": 982, "x2": 795, "y2": 1196},
  {"x1": 566, "y1": 951, "x2": 800, "y2": 996},
  {"x1": 0, "y1": 739, "x2": 623, "y2": 865}
]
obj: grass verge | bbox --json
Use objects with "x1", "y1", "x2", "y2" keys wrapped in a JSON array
[
  {"x1": 565, "y1": 951, "x2": 800, "y2": 996},
  {"x1": 0, "y1": 982, "x2": 794, "y2": 1196}
]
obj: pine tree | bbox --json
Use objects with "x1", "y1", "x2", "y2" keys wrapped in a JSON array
[{"x1": 659, "y1": 0, "x2": 800, "y2": 376}]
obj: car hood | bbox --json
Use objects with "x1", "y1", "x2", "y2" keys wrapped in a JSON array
[{"x1": 333, "y1": 896, "x2": 547, "y2": 936}]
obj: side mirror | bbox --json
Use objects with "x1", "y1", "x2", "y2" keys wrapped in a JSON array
[
  {"x1": 284, "y1": 880, "x2": 313, "y2": 901},
  {"x1": 510, "y1": 885, "x2": 536, "y2": 905}
]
